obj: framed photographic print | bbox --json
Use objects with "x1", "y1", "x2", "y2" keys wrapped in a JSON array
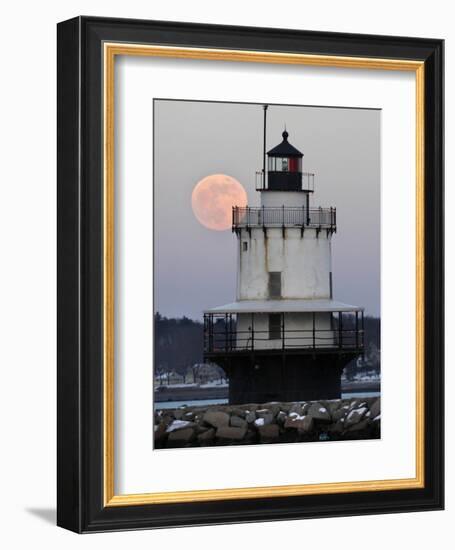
[{"x1": 57, "y1": 16, "x2": 444, "y2": 532}]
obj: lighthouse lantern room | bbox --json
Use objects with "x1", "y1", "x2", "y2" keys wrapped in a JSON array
[{"x1": 204, "y1": 107, "x2": 364, "y2": 405}]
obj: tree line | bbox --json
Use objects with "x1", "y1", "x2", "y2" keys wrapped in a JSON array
[{"x1": 154, "y1": 312, "x2": 380, "y2": 378}]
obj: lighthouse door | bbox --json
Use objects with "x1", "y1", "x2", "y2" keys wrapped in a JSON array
[{"x1": 268, "y1": 272, "x2": 281, "y2": 299}]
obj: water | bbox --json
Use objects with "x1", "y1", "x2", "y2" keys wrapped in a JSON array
[
  {"x1": 156, "y1": 398, "x2": 228, "y2": 410},
  {"x1": 155, "y1": 391, "x2": 380, "y2": 410},
  {"x1": 341, "y1": 391, "x2": 380, "y2": 399}
]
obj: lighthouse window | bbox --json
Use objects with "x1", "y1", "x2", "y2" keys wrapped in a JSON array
[
  {"x1": 242, "y1": 241, "x2": 248, "y2": 252},
  {"x1": 268, "y1": 272, "x2": 282, "y2": 298},
  {"x1": 269, "y1": 314, "x2": 282, "y2": 340},
  {"x1": 268, "y1": 157, "x2": 292, "y2": 172}
]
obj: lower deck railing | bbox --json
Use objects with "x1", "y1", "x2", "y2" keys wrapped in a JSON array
[{"x1": 204, "y1": 312, "x2": 364, "y2": 354}]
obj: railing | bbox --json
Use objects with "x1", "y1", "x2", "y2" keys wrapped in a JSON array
[
  {"x1": 204, "y1": 312, "x2": 364, "y2": 355},
  {"x1": 232, "y1": 206, "x2": 336, "y2": 230},
  {"x1": 256, "y1": 171, "x2": 315, "y2": 192}
]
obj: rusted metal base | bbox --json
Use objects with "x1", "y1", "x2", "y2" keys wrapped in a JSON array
[{"x1": 211, "y1": 352, "x2": 358, "y2": 405}]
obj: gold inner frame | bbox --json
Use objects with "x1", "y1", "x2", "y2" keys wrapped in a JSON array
[{"x1": 103, "y1": 43, "x2": 425, "y2": 507}]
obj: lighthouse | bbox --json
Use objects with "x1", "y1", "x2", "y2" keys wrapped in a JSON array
[{"x1": 204, "y1": 107, "x2": 364, "y2": 405}]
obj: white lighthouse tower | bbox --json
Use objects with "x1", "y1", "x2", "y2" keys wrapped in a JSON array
[{"x1": 204, "y1": 107, "x2": 364, "y2": 404}]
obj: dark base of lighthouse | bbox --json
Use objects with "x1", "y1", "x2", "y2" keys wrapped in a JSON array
[{"x1": 212, "y1": 353, "x2": 358, "y2": 405}]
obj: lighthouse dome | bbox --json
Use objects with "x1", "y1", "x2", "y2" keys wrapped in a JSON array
[{"x1": 267, "y1": 130, "x2": 303, "y2": 157}]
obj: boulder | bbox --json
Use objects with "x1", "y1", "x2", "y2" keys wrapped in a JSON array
[
  {"x1": 197, "y1": 428, "x2": 216, "y2": 444},
  {"x1": 173, "y1": 409, "x2": 185, "y2": 420},
  {"x1": 203, "y1": 410, "x2": 230, "y2": 429},
  {"x1": 289, "y1": 403, "x2": 304, "y2": 415},
  {"x1": 167, "y1": 427, "x2": 195, "y2": 446},
  {"x1": 258, "y1": 423, "x2": 280, "y2": 443},
  {"x1": 159, "y1": 414, "x2": 174, "y2": 428},
  {"x1": 327, "y1": 419, "x2": 346, "y2": 435},
  {"x1": 326, "y1": 400, "x2": 343, "y2": 416},
  {"x1": 265, "y1": 403, "x2": 281, "y2": 417},
  {"x1": 284, "y1": 415, "x2": 314, "y2": 433},
  {"x1": 332, "y1": 407, "x2": 347, "y2": 422},
  {"x1": 255, "y1": 410, "x2": 274, "y2": 425},
  {"x1": 344, "y1": 407, "x2": 368, "y2": 428},
  {"x1": 216, "y1": 426, "x2": 247, "y2": 442},
  {"x1": 166, "y1": 419, "x2": 196, "y2": 433},
  {"x1": 297, "y1": 416, "x2": 314, "y2": 433},
  {"x1": 345, "y1": 418, "x2": 371, "y2": 437},
  {"x1": 276, "y1": 411, "x2": 287, "y2": 425},
  {"x1": 154, "y1": 422, "x2": 169, "y2": 445},
  {"x1": 230, "y1": 415, "x2": 247, "y2": 429},
  {"x1": 370, "y1": 398, "x2": 381, "y2": 419},
  {"x1": 308, "y1": 402, "x2": 332, "y2": 422}
]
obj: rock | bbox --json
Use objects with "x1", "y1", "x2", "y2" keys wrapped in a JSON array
[
  {"x1": 276, "y1": 411, "x2": 287, "y2": 425},
  {"x1": 332, "y1": 407, "x2": 347, "y2": 422},
  {"x1": 255, "y1": 410, "x2": 274, "y2": 425},
  {"x1": 370, "y1": 398, "x2": 381, "y2": 419},
  {"x1": 183, "y1": 411, "x2": 195, "y2": 421},
  {"x1": 197, "y1": 428, "x2": 216, "y2": 443},
  {"x1": 216, "y1": 426, "x2": 247, "y2": 442},
  {"x1": 344, "y1": 407, "x2": 368, "y2": 428},
  {"x1": 289, "y1": 403, "x2": 304, "y2": 415},
  {"x1": 327, "y1": 419, "x2": 346, "y2": 434},
  {"x1": 245, "y1": 411, "x2": 256, "y2": 424},
  {"x1": 231, "y1": 408, "x2": 246, "y2": 418},
  {"x1": 159, "y1": 414, "x2": 173, "y2": 427},
  {"x1": 203, "y1": 410, "x2": 230, "y2": 429},
  {"x1": 173, "y1": 409, "x2": 185, "y2": 420},
  {"x1": 345, "y1": 418, "x2": 370, "y2": 435},
  {"x1": 284, "y1": 415, "x2": 313, "y2": 433},
  {"x1": 166, "y1": 419, "x2": 196, "y2": 433},
  {"x1": 154, "y1": 422, "x2": 169, "y2": 444},
  {"x1": 230, "y1": 415, "x2": 247, "y2": 429},
  {"x1": 326, "y1": 400, "x2": 342, "y2": 415},
  {"x1": 167, "y1": 428, "x2": 195, "y2": 446},
  {"x1": 297, "y1": 416, "x2": 314, "y2": 433},
  {"x1": 371, "y1": 414, "x2": 381, "y2": 437},
  {"x1": 308, "y1": 402, "x2": 332, "y2": 422},
  {"x1": 265, "y1": 403, "x2": 281, "y2": 417},
  {"x1": 258, "y1": 424, "x2": 280, "y2": 443}
]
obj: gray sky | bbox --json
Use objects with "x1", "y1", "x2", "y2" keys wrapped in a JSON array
[{"x1": 154, "y1": 100, "x2": 380, "y2": 319}]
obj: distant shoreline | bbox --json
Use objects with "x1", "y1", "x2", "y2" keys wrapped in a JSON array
[{"x1": 154, "y1": 380, "x2": 380, "y2": 403}]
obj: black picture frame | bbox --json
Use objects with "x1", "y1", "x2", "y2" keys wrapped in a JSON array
[{"x1": 57, "y1": 16, "x2": 444, "y2": 533}]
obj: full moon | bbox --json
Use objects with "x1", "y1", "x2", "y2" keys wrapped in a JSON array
[{"x1": 191, "y1": 174, "x2": 248, "y2": 231}]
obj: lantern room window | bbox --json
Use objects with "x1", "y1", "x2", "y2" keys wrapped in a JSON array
[{"x1": 268, "y1": 156, "x2": 301, "y2": 173}]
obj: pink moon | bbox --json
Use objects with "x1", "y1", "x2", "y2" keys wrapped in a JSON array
[{"x1": 191, "y1": 174, "x2": 248, "y2": 231}]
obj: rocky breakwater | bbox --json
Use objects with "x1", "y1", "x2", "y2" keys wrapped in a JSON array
[{"x1": 154, "y1": 397, "x2": 380, "y2": 449}]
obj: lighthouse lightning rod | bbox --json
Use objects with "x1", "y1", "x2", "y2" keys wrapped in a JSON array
[{"x1": 263, "y1": 104, "x2": 268, "y2": 188}]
